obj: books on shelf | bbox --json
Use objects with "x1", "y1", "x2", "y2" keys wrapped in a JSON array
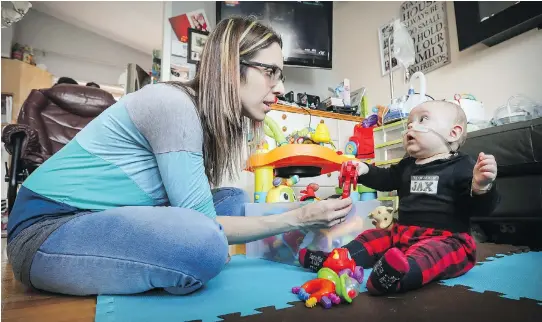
[
  {"x1": 2, "y1": 93, "x2": 13, "y2": 124},
  {"x1": 1, "y1": 199, "x2": 6, "y2": 238}
]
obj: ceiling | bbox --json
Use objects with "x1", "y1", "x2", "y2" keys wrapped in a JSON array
[
  {"x1": 30, "y1": 1, "x2": 164, "y2": 55},
  {"x1": 29, "y1": 1, "x2": 345, "y2": 55}
]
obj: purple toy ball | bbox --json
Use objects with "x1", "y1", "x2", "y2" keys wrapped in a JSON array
[{"x1": 292, "y1": 286, "x2": 300, "y2": 294}]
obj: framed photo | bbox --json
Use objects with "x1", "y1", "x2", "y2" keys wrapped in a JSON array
[
  {"x1": 187, "y1": 9, "x2": 209, "y2": 33},
  {"x1": 187, "y1": 28, "x2": 209, "y2": 64},
  {"x1": 378, "y1": 18, "x2": 400, "y2": 76},
  {"x1": 169, "y1": 9, "x2": 210, "y2": 43}
]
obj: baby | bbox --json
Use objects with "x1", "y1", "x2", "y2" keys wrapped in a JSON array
[{"x1": 299, "y1": 101, "x2": 499, "y2": 295}]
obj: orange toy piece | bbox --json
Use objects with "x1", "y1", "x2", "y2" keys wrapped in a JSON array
[
  {"x1": 247, "y1": 144, "x2": 355, "y2": 175},
  {"x1": 292, "y1": 253, "x2": 363, "y2": 309},
  {"x1": 247, "y1": 143, "x2": 361, "y2": 203},
  {"x1": 298, "y1": 278, "x2": 336, "y2": 307},
  {"x1": 323, "y1": 248, "x2": 357, "y2": 274}
]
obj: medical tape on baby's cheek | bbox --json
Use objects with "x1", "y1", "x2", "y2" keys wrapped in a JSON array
[
  {"x1": 401, "y1": 124, "x2": 430, "y2": 136},
  {"x1": 404, "y1": 125, "x2": 456, "y2": 153}
]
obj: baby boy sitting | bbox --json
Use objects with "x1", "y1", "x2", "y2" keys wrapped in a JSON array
[{"x1": 299, "y1": 101, "x2": 499, "y2": 295}]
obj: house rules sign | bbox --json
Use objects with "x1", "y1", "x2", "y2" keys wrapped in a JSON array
[{"x1": 400, "y1": 1, "x2": 451, "y2": 75}]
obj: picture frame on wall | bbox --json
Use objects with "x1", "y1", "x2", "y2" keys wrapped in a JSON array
[
  {"x1": 400, "y1": 1, "x2": 451, "y2": 75},
  {"x1": 169, "y1": 9, "x2": 210, "y2": 43},
  {"x1": 378, "y1": 18, "x2": 401, "y2": 76},
  {"x1": 187, "y1": 28, "x2": 209, "y2": 64}
]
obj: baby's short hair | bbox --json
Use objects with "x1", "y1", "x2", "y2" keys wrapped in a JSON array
[
  {"x1": 452, "y1": 103, "x2": 468, "y2": 149},
  {"x1": 420, "y1": 100, "x2": 468, "y2": 150}
]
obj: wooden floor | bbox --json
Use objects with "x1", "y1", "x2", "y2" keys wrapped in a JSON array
[
  {"x1": 1, "y1": 238, "x2": 96, "y2": 322},
  {"x1": 1, "y1": 241, "x2": 247, "y2": 321}
]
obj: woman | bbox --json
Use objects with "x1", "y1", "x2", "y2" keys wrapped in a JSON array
[{"x1": 7, "y1": 17, "x2": 352, "y2": 296}]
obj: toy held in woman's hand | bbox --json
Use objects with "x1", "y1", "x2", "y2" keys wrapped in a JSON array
[
  {"x1": 339, "y1": 161, "x2": 358, "y2": 199},
  {"x1": 292, "y1": 248, "x2": 363, "y2": 309}
]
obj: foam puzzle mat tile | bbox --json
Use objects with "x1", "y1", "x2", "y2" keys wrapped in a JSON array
[
  {"x1": 217, "y1": 284, "x2": 542, "y2": 322},
  {"x1": 96, "y1": 256, "x2": 333, "y2": 322},
  {"x1": 440, "y1": 251, "x2": 542, "y2": 304},
  {"x1": 95, "y1": 246, "x2": 541, "y2": 322}
]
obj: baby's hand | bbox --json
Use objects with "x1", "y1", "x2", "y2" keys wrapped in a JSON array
[
  {"x1": 472, "y1": 152, "x2": 497, "y2": 194},
  {"x1": 349, "y1": 160, "x2": 370, "y2": 176}
]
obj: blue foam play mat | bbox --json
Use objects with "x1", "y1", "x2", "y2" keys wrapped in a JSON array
[
  {"x1": 95, "y1": 256, "x2": 366, "y2": 322},
  {"x1": 439, "y1": 251, "x2": 542, "y2": 303},
  {"x1": 95, "y1": 248, "x2": 542, "y2": 322}
]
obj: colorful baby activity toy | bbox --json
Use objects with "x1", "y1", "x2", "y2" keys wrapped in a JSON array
[{"x1": 292, "y1": 248, "x2": 363, "y2": 309}]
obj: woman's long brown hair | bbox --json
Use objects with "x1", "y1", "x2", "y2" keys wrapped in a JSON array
[{"x1": 166, "y1": 17, "x2": 282, "y2": 187}]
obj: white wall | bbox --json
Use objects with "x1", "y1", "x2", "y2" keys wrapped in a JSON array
[
  {"x1": 332, "y1": 1, "x2": 542, "y2": 120},
  {"x1": 169, "y1": 1, "x2": 334, "y2": 99},
  {"x1": 13, "y1": 9, "x2": 152, "y2": 86},
  {"x1": 1, "y1": 25, "x2": 15, "y2": 58},
  {"x1": 283, "y1": 66, "x2": 334, "y2": 100},
  {"x1": 1, "y1": 1, "x2": 14, "y2": 58}
]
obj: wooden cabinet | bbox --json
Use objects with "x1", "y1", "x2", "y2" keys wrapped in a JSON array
[{"x1": 1, "y1": 58, "x2": 53, "y2": 123}]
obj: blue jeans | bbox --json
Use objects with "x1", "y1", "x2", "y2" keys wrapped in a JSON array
[{"x1": 28, "y1": 187, "x2": 249, "y2": 296}]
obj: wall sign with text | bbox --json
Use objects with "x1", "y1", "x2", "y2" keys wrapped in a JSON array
[{"x1": 400, "y1": 1, "x2": 451, "y2": 75}]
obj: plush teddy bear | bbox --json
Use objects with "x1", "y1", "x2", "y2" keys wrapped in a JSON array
[{"x1": 368, "y1": 206, "x2": 397, "y2": 230}]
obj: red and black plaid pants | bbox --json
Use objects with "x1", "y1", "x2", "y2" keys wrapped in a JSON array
[{"x1": 344, "y1": 224, "x2": 477, "y2": 292}]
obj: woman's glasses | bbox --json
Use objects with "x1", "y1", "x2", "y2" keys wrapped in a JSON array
[{"x1": 240, "y1": 60, "x2": 285, "y2": 84}]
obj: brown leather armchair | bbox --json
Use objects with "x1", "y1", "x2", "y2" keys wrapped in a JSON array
[{"x1": 2, "y1": 84, "x2": 117, "y2": 213}]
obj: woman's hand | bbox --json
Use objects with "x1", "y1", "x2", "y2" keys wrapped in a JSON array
[
  {"x1": 217, "y1": 197, "x2": 353, "y2": 245},
  {"x1": 295, "y1": 198, "x2": 353, "y2": 229}
]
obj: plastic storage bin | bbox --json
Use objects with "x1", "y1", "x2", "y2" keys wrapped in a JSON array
[
  {"x1": 373, "y1": 120, "x2": 406, "y2": 146},
  {"x1": 377, "y1": 190, "x2": 397, "y2": 198},
  {"x1": 245, "y1": 199, "x2": 381, "y2": 266},
  {"x1": 374, "y1": 140, "x2": 406, "y2": 161}
]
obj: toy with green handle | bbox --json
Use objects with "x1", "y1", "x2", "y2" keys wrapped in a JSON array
[{"x1": 264, "y1": 116, "x2": 288, "y2": 147}]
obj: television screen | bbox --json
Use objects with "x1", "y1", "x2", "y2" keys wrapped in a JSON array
[{"x1": 216, "y1": 1, "x2": 333, "y2": 69}]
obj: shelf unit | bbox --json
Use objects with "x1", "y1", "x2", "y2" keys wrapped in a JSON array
[
  {"x1": 271, "y1": 103, "x2": 363, "y2": 123},
  {"x1": 373, "y1": 120, "x2": 408, "y2": 209}
]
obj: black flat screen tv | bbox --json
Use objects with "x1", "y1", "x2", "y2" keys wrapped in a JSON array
[
  {"x1": 216, "y1": 1, "x2": 333, "y2": 69},
  {"x1": 454, "y1": 1, "x2": 542, "y2": 51}
]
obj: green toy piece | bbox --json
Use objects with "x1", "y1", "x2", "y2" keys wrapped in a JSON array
[{"x1": 263, "y1": 116, "x2": 287, "y2": 146}]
